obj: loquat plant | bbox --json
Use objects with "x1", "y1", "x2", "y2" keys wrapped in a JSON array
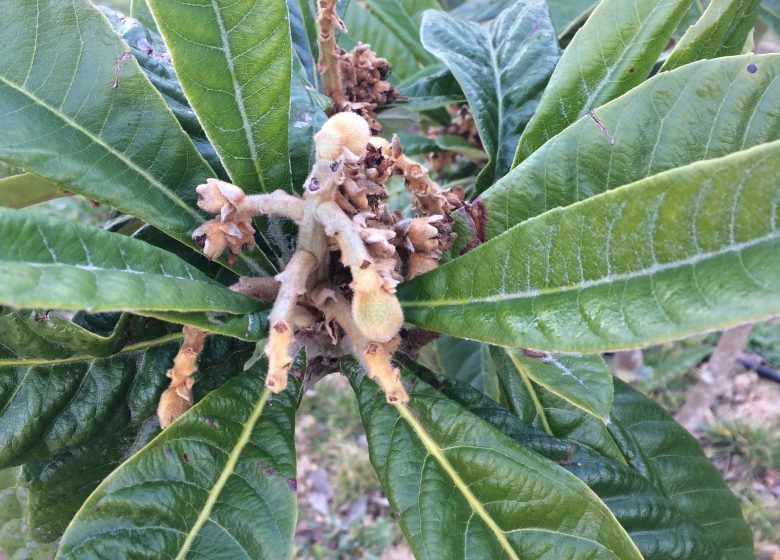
[{"x1": 0, "y1": 0, "x2": 778, "y2": 558}]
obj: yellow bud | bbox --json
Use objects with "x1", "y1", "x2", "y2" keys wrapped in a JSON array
[
  {"x1": 316, "y1": 112, "x2": 371, "y2": 160},
  {"x1": 352, "y1": 289, "x2": 404, "y2": 343}
]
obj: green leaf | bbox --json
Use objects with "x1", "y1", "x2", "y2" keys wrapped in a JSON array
[
  {"x1": 424, "y1": 367, "x2": 748, "y2": 560},
  {"x1": 0, "y1": 335, "x2": 180, "y2": 471},
  {"x1": 0, "y1": 0, "x2": 274, "y2": 273},
  {"x1": 0, "y1": 309, "x2": 129, "y2": 361},
  {"x1": 662, "y1": 0, "x2": 760, "y2": 71},
  {"x1": 449, "y1": 0, "x2": 514, "y2": 22},
  {"x1": 288, "y1": 0, "x2": 320, "y2": 88},
  {"x1": 0, "y1": 468, "x2": 59, "y2": 558},
  {"x1": 0, "y1": 174, "x2": 68, "y2": 209},
  {"x1": 489, "y1": 353, "x2": 755, "y2": 557},
  {"x1": 401, "y1": 140, "x2": 780, "y2": 352},
  {"x1": 0, "y1": 209, "x2": 264, "y2": 331},
  {"x1": 343, "y1": 359, "x2": 643, "y2": 560},
  {"x1": 397, "y1": 64, "x2": 466, "y2": 112},
  {"x1": 472, "y1": 54, "x2": 780, "y2": 241},
  {"x1": 513, "y1": 0, "x2": 691, "y2": 166},
  {"x1": 365, "y1": 0, "x2": 437, "y2": 67},
  {"x1": 421, "y1": 1, "x2": 559, "y2": 190},
  {"x1": 501, "y1": 350, "x2": 613, "y2": 421},
  {"x1": 146, "y1": 0, "x2": 292, "y2": 194},
  {"x1": 546, "y1": 0, "x2": 596, "y2": 36},
  {"x1": 341, "y1": 2, "x2": 420, "y2": 81},
  {"x1": 289, "y1": 77, "x2": 327, "y2": 193},
  {"x1": 58, "y1": 360, "x2": 303, "y2": 560}
]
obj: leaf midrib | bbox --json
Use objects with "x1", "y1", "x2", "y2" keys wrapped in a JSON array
[{"x1": 395, "y1": 404, "x2": 520, "y2": 560}]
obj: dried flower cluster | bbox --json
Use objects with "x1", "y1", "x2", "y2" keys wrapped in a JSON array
[
  {"x1": 428, "y1": 104, "x2": 483, "y2": 172},
  {"x1": 158, "y1": 112, "x2": 464, "y2": 427},
  {"x1": 316, "y1": 0, "x2": 404, "y2": 132}
]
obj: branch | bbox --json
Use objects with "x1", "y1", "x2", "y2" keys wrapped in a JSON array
[{"x1": 265, "y1": 249, "x2": 319, "y2": 392}]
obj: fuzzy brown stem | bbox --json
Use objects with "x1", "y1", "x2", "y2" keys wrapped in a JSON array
[
  {"x1": 158, "y1": 326, "x2": 208, "y2": 428},
  {"x1": 317, "y1": 0, "x2": 347, "y2": 108},
  {"x1": 265, "y1": 249, "x2": 319, "y2": 393}
]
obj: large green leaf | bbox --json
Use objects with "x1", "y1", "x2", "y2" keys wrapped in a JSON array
[
  {"x1": 470, "y1": 54, "x2": 780, "y2": 241},
  {"x1": 513, "y1": 0, "x2": 691, "y2": 166},
  {"x1": 662, "y1": 0, "x2": 760, "y2": 71},
  {"x1": 422, "y1": 366, "x2": 750, "y2": 560},
  {"x1": 421, "y1": 1, "x2": 559, "y2": 190},
  {"x1": 0, "y1": 335, "x2": 180, "y2": 471},
  {"x1": 343, "y1": 359, "x2": 643, "y2": 560},
  {"x1": 58, "y1": 359, "x2": 303, "y2": 560},
  {"x1": 147, "y1": 0, "x2": 292, "y2": 193},
  {"x1": 0, "y1": 209, "x2": 264, "y2": 338},
  {"x1": 400, "y1": 141, "x2": 780, "y2": 352},
  {"x1": 490, "y1": 354, "x2": 754, "y2": 557},
  {"x1": 0, "y1": 0, "x2": 273, "y2": 272},
  {"x1": 0, "y1": 174, "x2": 68, "y2": 209},
  {"x1": 16, "y1": 334, "x2": 252, "y2": 543}
]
